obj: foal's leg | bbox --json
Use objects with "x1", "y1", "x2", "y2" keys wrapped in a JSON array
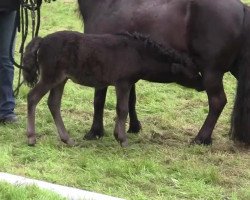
[
  {"x1": 114, "y1": 83, "x2": 132, "y2": 147},
  {"x1": 84, "y1": 87, "x2": 107, "y2": 140},
  {"x1": 127, "y1": 84, "x2": 142, "y2": 133},
  {"x1": 192, "y1": 71, "x2": 227, "y2": 145},
  {"x1": 85, "y1": 85, "x2": 141, "y2": 140},
  {"x1": 48, "y1": 81, "x2": 74, "y2": 146},
  {"x1": 27, "y1": 81, "x2": 51, "y2": 146}
]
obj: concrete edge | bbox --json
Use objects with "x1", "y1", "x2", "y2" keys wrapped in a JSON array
[{"x1": 0, "y1": 172, "x2": 126, "y2": 200}]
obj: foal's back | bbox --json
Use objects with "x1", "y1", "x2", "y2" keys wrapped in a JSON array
[{"x1": 38, "y1": 31, "x2": 142, "y2": 87}]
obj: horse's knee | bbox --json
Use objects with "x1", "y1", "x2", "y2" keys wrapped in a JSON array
[
  {"x1": 27, "y1": 92, "x2": 38, "y2": 109},
  {"x1": 94, "y1": 88, "x2": 107, "y2": 108},
  {"x1": 203, "y1": 73, "x2": 227, "y2": 112},
  {"x1": 116, "y1": 94, "x2": 129, "y2": 119},
  {"x1": 209, "y1": 93, "x2": 227, "y2": 114}
]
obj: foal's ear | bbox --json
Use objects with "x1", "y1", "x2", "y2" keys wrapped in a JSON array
[{"x1": 171, "y1": 63, "x2": 184, "y2": 74}]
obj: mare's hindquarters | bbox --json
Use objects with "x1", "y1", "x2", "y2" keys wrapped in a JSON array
[{"x1": 187, "y1": 0, "x2": 245, "y2": 144}]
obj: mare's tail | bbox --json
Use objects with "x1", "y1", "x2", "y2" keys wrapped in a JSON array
[
  {"x1": 230, "y1": 52, "x2": 250, "y2": 146},
  {"x1": 23, "y1": 37, "x2": 43, "y2": 87},
  {"x1": 230, "y1": 7, "x2": 250, "y2": 146}
]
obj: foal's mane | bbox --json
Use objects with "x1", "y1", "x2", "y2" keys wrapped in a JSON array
[{"x1": 116, "y1": 32, "x2": 193, "y2": 67}]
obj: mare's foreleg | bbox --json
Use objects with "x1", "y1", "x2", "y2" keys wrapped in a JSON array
[
  {"x1": 27, "y1": 81, "x2": 51, "y2": 146},
  {"x1": 127, "y1": 84, "x2": 142, "y2": 133},
  {"x1": 84, "y1": 87, "x2": 107, "y2": 140},
  {"x1": 114, "y1": 82, "x2": 132, "y2": 147},
  {"x1": 192, "y1": 71, "x2": 227, "y2": 145},
  {"x1": 48, "y1": 80, "x2": 74, "y2": 146}
]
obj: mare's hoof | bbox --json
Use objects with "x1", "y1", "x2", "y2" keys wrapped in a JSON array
[
  {"x1": 28, "y1": 137, "x2": 36, "y2": 146},
  {"x1": 190, "y1": 137, "x2": 212, "y2": 146},
  {"x1": 120, "y1": 140, "x2": 129, "y2": 147},
  {"x1": 84, "y1": 129, "x2": 104, "y2": 140},
  {"x1": 127, "y1": 120, "x2": 142, "y2": 133}
]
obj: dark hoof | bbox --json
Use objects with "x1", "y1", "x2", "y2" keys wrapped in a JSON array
[
  {"x1": 127, "y1": 120, "x2": 142, "y2": 133},
  {"x1": 84, "y1": 129, "x2": 104, "y2": 140},
  {"x1": 28, "y1": 137, "x2": 36, "y2": 146},
  {"x1": 191, "y1": 137, "x2": 212, "y2": 145}
]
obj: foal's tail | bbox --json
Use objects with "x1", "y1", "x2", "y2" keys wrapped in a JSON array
[{"x1": 23, "y1": 37, "x2": 43, "y2": 87}]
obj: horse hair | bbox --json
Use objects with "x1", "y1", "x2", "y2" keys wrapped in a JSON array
[{"x1": 116, "y1": 32, "x2": 194, "y2": 70}]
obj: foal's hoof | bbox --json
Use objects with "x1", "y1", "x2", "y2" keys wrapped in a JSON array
[
  {"x1": 127, "y1": 120, "x2": 142, "y2": 133},
  {"x1": 66, "y1": 138, "x2": 75, "y2": 147},
  {"x1": 120, "y1": 140, "x2": 129, "y2": 148},
  {"x1": 191, "y1": 137, "x2": 212, "y2": 146},
  {"x1": 84, "y1": 129, "x2": 104, "y2": 140},
  {"x1": 61, "y1": 138, "x2": 75, "y2": 147},
  {"x1": 114, "y1": 133, "x2": 128, "y2": 147},
  {"x1": 27, "y1": 137, "x2": 36, "y2": 146}
]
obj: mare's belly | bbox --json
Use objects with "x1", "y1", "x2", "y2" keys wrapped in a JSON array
[{"x1": 85, "y1": 0, "x2": 190, "y2": 51}]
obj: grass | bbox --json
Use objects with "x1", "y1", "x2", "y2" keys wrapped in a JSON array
[
  {"x1": 0, "y1": 0, "x2": 250, "y2": 199},
  {"x1": 0, "y1": 182, "x2": 65, "y2": 200}
]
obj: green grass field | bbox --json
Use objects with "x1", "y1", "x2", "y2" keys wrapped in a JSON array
[
  {"x1": 0, "y1": 182, "x2": 64, "y2": 200},
  {"x1": 0, "y1": 0, "x2": 249, "y2": 199}
]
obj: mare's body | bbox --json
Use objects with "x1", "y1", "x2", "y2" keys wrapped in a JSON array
[
  {"x1": 78, "y1": 0, "x2": 250, "y2": 145},
  {"x1": 23, "y1": 31, "x2": 202, "y2": 146}
]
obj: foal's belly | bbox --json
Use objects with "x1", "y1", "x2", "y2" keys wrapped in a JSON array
[{"x1": 68, "y1": 74, "x2": 110, "y2": 88}]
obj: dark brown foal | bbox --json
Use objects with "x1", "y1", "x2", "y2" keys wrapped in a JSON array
[{"x1": 23, "y1": 31, "x2": 203, "y2": 146}]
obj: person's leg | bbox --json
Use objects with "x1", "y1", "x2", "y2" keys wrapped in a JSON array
[{"x1": 0, "y1": 11, "x2": 17, "y2": 123}]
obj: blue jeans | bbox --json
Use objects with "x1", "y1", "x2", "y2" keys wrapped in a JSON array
[{"x1": 0, "y1": 11, "x2": 17, "y2": 118}]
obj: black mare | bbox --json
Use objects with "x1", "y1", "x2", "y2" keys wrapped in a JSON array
[
  {"x1": 23, "y1": 31, "x2": 202, "y2": 146},
  {"x1": 78, "y1": 0, "x2": 250, "y2": 146}
]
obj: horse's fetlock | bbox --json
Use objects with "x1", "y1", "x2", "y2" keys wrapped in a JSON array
[
  {"x1": 128, "y1": 120, "x2": 141, "y2": 133},
  {"x1": 191, "y1": 136, "x2": 212, "y2": 146},
  {"x1": 27, "y1": 135, "x2": 36, "y2": 146}
]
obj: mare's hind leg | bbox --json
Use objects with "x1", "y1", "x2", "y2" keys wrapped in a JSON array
[
  {"x1": 48, "y1": 81, "x2": 74, "y2": 146},
  {"x1": 192, "y1": 70, "x2": 227, "y2": 145},
  {"x1": 114, "y1": 82, "x2": 132, "y2": 147},
  {"x1": 84, "y1": 87, "x2": 107, "y2": 140},
  {"x1": 27, "y1": 81, "x2": 52, "y2": 146},
  {"x1": 127, "y1": 84, "x2": 142, "y2": 133}
]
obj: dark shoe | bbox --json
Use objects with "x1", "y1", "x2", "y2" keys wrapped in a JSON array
[{"x1": 0, "y1": 115, "x2": 18, "y2": 124}]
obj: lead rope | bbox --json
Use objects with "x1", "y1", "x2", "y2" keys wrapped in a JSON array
[{"x1": 12, "y1": 0, "x2": 54, "y2": 96}]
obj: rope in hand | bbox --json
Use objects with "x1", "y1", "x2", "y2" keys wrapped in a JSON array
[{"x1": 11, "y1": 0, "x2": 55, "y2": 97}]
